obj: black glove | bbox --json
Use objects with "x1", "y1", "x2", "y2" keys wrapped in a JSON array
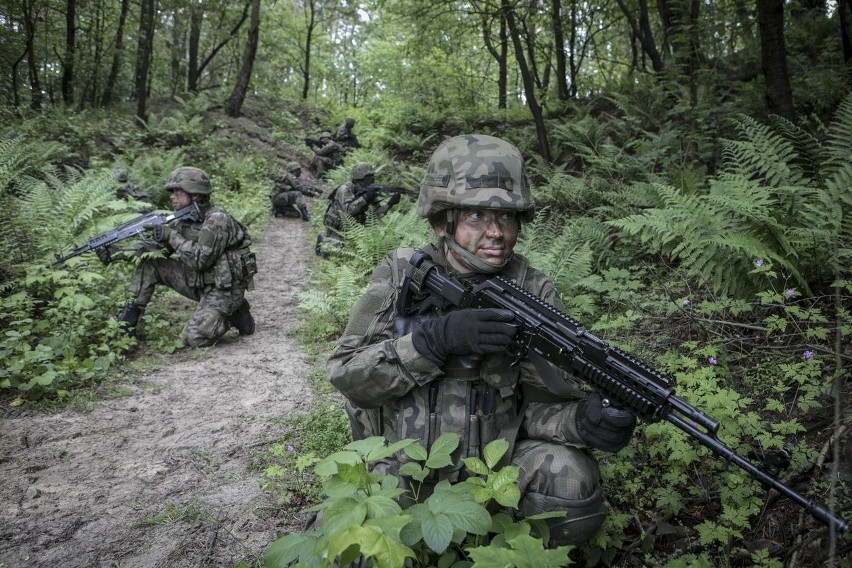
[
  {"x1": 575, "y1": 392, "x2": 637, "y2": 453},
  {"x1": 144, "y1": 223, "x2": 170, "y2": 242},
  {"x1": 95, "y1": 247, "x2": 112, "y2": 265},
  {"x1": 411, "y1": 308, "x2": 517, "y2": 365},
  {"x1": 387, "y1": 193, "x2": 401, "y2": 207}
]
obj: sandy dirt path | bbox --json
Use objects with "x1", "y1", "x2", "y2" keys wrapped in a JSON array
[{"x1": 0, "y1": 214, "x2": 317, "y2": 568}]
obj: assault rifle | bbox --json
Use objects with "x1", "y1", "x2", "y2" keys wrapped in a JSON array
[
  {"x1": 305, "y1": 137, "x2": 324, "y2": 149},
  {"x1": 54, "y1": 202, "x2": 202, "y2": 265},
  {"x1": 397, "y1": 249, "x2": 850, "y2": 532},
  {"x1": 356, "y1": 184, "x2": 412, "y2": 200}
]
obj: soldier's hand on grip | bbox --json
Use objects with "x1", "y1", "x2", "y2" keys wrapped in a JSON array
[
  {"x1": 575, "y1": 392, "x2": 636, "y2": 452},
  {"x1": 95, "y1": 247, "x2": 113, "y2": 265},
  {"x1": 387, "y1": 193, "x2": 401, "y2": 207},
  {"x1": 411, "y1": 308, "x2": 517, "y2": 366},
  {"x1": 144, "y1": 223, "x2": 170, "y2": 242}
]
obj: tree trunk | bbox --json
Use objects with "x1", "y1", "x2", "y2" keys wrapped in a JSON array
[
  {"x1": 134, "y1": 0, "x2": 155, "y2": 123},
  {"x1": 226, "y1": 0, "x2": 260, "y2": 117},
  {"x1": 301, "y1": 0, "x2": 317, "y2": 100},
  {"x1": 502, "y1": 0, "x2": 550, "y2": 161},
  {"x1": 188, "y1": 6, "x2": 202, "y2": 92},
  {"x1": 756, "y1": 0, "x2": 796, "y2": 121},
  {"x1": 102, "y1": 0, "x2": 131, "y2": 105},
  {"x1": 22, "y1": 0, "x2": 43, "y2": 110},
  {"x1": 551, "y1": 0, "x2": 570, "y2": 101},
  {"x1": 657, "y1": 0, "x2": 702, "y2": 75},
  {"x1": 840, "y1": 0, "x2": 852, "y2": 67},
  {"x1": 616, "y1": 0, "x2": 665, "y2": 73},
  {"x1": 62, "y1": 0, "x2": 76, "y2": 105},
  {"x1": 480, "y1": 4, "x2": 509, "y2": 109}
]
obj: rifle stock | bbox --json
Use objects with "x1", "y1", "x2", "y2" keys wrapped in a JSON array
[
  {"x1": 398, "y1": 249, "x2": 849, "y2": 533},
  {"x1": 54, "y1": 202, "x2": 202, "y2": 264}
]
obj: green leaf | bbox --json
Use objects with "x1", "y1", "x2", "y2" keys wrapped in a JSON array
[
  {"x1": 419, "y1": 508, "x2": 454, "y2": 553},
  {"x1": 462, "y1": 456, "x2": 490, "y2": 476},
  {"x1": 368, "y1": 438, "x2": 418, "y2": 462},
  {"x1": 404, "y1": 442, "x2": 428, "y2": 462},
  {"x1": 400, "y1": 461, "x2": 429, "y2": 482},
  {"x1": 365, "y1": 495, "x2": 403, "y2": 519},
  {"x1": 482, "y1": 438, "x2": 509, "y2": 469},
  {"x1": 263, "y1": 532, "x2": 318, "y2": 567}
]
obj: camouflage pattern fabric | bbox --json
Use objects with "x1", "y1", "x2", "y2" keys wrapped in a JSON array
[
  {"x1": 416, "y1": 134, "x2": 535, "y2": 222},
  {"x1": 335, "y1": 124, "x2": 360, "y2": 150},
  {"x1": 269, "y1": 174, "x2": 310, "y2": 214},
  {"x1": 127, "y1": 203, "x2": 254, "y2": 347},
  {"x1": 313, "y1": 140, "x2": 344, "y2": 177},
  {"x1": 326, "y1": 242, "x2": 606, "y2": 543},
  {"x1": 322, "y1": 180, "x2": 371, "y2": 235},
  {"x1": 117, "y1": 182, "x2": 153, "y2": 203}
]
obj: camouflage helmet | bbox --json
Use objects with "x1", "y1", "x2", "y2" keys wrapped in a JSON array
[
  {"x1": 320, "y1": 131, "x2": 333, "y2": 140},
  {"x1": 345, "y1": 117, "x2": 356, "y2": 127},
  {"x1": 115, "y1": 171, "x2": 129, "y2": 183},
  {"x1": 351, "y1": 162, "x2": 375, "y2": 181},
  {"x1": 164, "y1": 166, "x2": 212, "y2": 195},
  {"x1": 416, "y1": 134, "x2": 534, "y2": 221},
  {"x1": 286, "y1": 161, "x2": 302, "y2": 173}
]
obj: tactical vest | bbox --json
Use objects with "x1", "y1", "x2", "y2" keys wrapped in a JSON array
[
  {"x1": 176, "y1": 206, "x2": 257, "y2": 290},
  {"x1": 347, "y1": 244, "x2": 533, "y2": 484}
]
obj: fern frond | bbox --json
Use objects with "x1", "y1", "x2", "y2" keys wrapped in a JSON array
[{"x1": 722, "y1": 115, "x2": 804, "y2": 187}]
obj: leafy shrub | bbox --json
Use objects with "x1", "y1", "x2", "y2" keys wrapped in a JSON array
[{"x1": 264, "y1": 434, "x2": 575, "y2": 568}]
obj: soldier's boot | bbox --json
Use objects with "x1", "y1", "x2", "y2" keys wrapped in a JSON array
[
  {"x1": 315, "y1": 234, "x2": 326, "y2": 256},
  {"x1": 117, "y1": 303, "x2": 144, "y2": 337},
  {"x1": 229, "y1": 300, "x2": 255, "y2": 336},
  {"x1": 298, "y1": 205, "x2": 311, "y2": 221}
]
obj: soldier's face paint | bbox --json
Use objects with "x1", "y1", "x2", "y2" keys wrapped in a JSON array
[
  {"x1": 170, "y1": 189, "x2": 192, "y2": 210},
  {"x1": 438, "y1": 208, "x2": 519, "y2": 269}
]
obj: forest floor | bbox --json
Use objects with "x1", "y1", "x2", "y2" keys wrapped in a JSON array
[{"x1": 0, "y1": 211, "x2": 321, "y2": 568}]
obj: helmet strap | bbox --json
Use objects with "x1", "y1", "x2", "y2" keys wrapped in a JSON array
[{"x1": 442, "y1": 236, "x2": 509, "y2": 275}]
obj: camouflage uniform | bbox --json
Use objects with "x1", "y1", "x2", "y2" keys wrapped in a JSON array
[
  {"x1": 115, "y1": 171, "x2": 152, "y2": 203},
  {"x1": 326, "y1": 135, "x2": 629, "y2": 546},
  {"x1": 318, "y1": 163, "x2": 399, "y2": 256},
  {"x1": 311, "y1": 133, "x2": 344, "y2": 179},
  {"x1": 115, "y1": 167, "x2": 257, "y2": 347},
  {"x1": 269, "y1": 163, "x2": 320, "y2": 220},
  {"x1": 335, "y1": 117, "x2": 361, "y2": 151}
]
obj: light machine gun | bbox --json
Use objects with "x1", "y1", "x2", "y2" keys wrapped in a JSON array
[
  {"x1": 397, "y1": 249, "x2": 849, "y2": 532},
  {"x1": 54, "y1": 202, "x2": 202, "y2": 265}
]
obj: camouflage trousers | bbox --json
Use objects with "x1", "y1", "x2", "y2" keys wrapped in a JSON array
[
  {"x1": 128, "y1": 257, "x2": 246, "y2": 347},
  {"x1": 271, "y1": 191, "x2": 308, "y2": 214},
  {"x1": 371, "y1": 438, "x2": 605, "y2": 546}
]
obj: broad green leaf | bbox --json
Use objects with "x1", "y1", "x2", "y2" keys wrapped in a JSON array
[
  {"x1": 263, "y1": 533, "x2": 318, "y2": 567},
  {"x1": 403, "y1": 442, "x2": 428, "y2": 461},
  {"x1": 400, "y1": 461, "x2": 428, "y2": 482},
  {"x1": 368, "y1": 438, "x2": 418, "y2": 462},
  {"x1": 482, "y1": 438, "x2": 509, "y2": 469},
  {"x1": 315, "y1": 450, "x2": 362, "y2": 476},
  {"x1": 419, "y1": 509, "x2": 454, "y2": 553},
  {"x1": 442, "y1": 502, "x2": 492, "y2": 535},
  {"x1": 462, "y1": 456, "x2": 489, "y2": 476},
  {"x1": 365, "y1": 495, "x2": 403, "y2": 519}
]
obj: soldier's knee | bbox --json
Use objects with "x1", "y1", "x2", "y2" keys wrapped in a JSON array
[
  {"x1": 513, "y1": 441, "x2": 606, "y2": 546},
  {"x1": 182, "y1": 309, "x2": 229, "y2": 347},
  {"x1": 520, "y1": 487, "x2": 606, "y2": 546}
]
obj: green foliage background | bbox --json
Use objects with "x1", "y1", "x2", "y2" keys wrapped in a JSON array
[{"x1": 2, "y1": 0, "x2": 852, "y2": 565}]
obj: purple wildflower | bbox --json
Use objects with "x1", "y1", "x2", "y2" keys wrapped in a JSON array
[
  {"x1": 785, "y1": 289, "x2": 796, "y2": 298},
  {"x1": 755, "y1": 259, "x2": 764, "y2": 268},
  {"x1": 708, "y1": 357, "x2": 717, "y2": 365},
  {"x1": 803, "y1": 351, "x2": 814, "y2": 359},
  {"x1": 287, "y1": 445, "x2": 296, "y2": 452},
  {"x1": 683, "y1": 299, "x2": 691, "y2": 306}
]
